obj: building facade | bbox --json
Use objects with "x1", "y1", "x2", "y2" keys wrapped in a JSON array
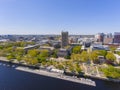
[
  {"x1": 95, "y1": 33, "x2": 105, "y2": 42},
  {"x1": 114, "y1": 32, "x2": 120, "y2": 43},
  {"x1": 61, "y1": 31, "x2": 68, "y2": 48},
  {"x1": 103, "y1": 38, "x2": 113, "y2": 44}
]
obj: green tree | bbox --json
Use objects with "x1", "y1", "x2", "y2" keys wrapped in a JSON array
[
  {"x1": 52, "y1": 50, "x2": 58, "y2": 58},
  {"x1": 69, "y1": 66, "x2": 74, "y2": 72},
  {"x1": 30, "y1": 58, "x2": 38, "y2": 65},
  {"x1": 106, "y1": 52, "x2": 116, "y2": 62},
  {"x1": 7, "y1": 54, "x2": 15, "y2": 60},
  {"x1": 0, "y1": 50, "x2": 6, "y2": 56},
  {"x1": 56, "y1": 64, "x2": 64, "y2": 70},
  {"x1": 64, "y1": 55, "x2": 71, "y2": 59},
  {"x1": 72, "y1": 46, "x2": 81, "y2": 54},
  {"x1": 109, "y1": 46, "x2": 117, "y2": 52},
  {"x1": 5, "y1": 47, "x2": 13, "y2": 53},
  {"x1": 89, "y1": 50, "x2": 99, "y2": 63},
  {"x1": 0, "y1": 45, "x2": 4, "y2": 49},
  {"x1": 28, "y1": 49, "x2": 39, "y2": 57},
  {"x1": 16, "y1": 55, "x2": 22, "y2": 62},
  {"x1": 39, "y1": 50, "x2": 49, "y2": 57},
  {"x1": 71, "y1": 53, "x2": 81, "y2": 62},
  {"x1": 26, "y1": 58, "x2": 38, "y2": 65},
  {"x1": 80, "y1": 51, "x2": 89, "y2": 62},
  {"x1": 37, "y1": 55, "x2": 46, "y2": 63},
  {"x1": 97, "y1": 50, "x2": 107, "y2": 57},
  {"x1": 37, "y1": 50, "x2": 49, "y2": 63},
  {"x1": 15, "y1": 48, "x2": 24, "y2": 56},
  {"x1": 116, "y1": 51, "x2": 120, "y2": 56},
  {"x1": 100, "y1": 65, "x2": 120, "y2": 79},
  {"x1": 7, "y1": 55, "x2": 13, "y2": 60},
  {"x1": 74, "y1": 63, "x2": 82, "y2": 73}
]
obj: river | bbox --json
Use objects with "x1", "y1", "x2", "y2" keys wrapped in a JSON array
[{"x1": 0, "y1": 62, "x2": 120, "y2": 90}]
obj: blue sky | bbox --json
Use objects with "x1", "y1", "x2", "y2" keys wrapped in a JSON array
[{"x1": 0, "y1": 0, "x2": 120, "y2": 35}]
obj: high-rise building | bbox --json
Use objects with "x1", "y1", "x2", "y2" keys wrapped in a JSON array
[
  {"x1": 61, "y1": 31, "x2": 68, "y2": 48},
  {"x1": 114, "y1": 32, "x2": 120, "y2": 43}
]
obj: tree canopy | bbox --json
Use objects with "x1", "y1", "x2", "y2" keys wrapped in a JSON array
[
  {"x1": 106, "y1": 52, "x2": 116, "y2": 62},
  {"x1": 89, "y1": 50, "x2": 99, "y2": 63},
  {"x1": 80, "y1": 51, "x2": 89, "y2": 62},
  {"x1": 27, "y1": 49, "x2": 39, "y2": 57},
  {"x1": 72, "y1": 46, "x2": 81, "y2": 54},
  {"x1": 100, "y1": 65, "x2": 120, "y2": 79},
  {"x1": 97, "y1": 50, "x2": 107, "y2": 57}
]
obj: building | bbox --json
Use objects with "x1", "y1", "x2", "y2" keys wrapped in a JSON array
[
  {"x1": 104, "y1": 33, "x2": 113, "y2": 38},
  {"x1": 24, "y1": 44, "x2": 40, "y2": 52},
  {"x1": 103, "y1": 38, "x2": 113, "y2": 44},
  {"x1": 95, "y1": 33, "x2": 105, "y2": 42},
  {"x1": 103, "y1": 33, "x2": 113, "y2": 44},
  {"x1": 61, "y1": 31, "x2": 68, "y2": 48},
  {"x1": 57, "y1": 48, "x2": 69, "y2": 57},
  {"x1": 114, "y1": 32, "x2": 120, "y2": 44},
  {"x1": 90, "y1": 44, "x2": 109, "y2": 51}
]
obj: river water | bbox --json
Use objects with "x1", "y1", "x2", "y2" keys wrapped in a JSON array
[{"x1": 0, "y1": 62, "x2": 120, "y2": 90}]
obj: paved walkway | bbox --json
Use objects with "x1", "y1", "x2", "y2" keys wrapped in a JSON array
[{"x1": 16, "y1": 66, "x2": 96, "y2": 86}]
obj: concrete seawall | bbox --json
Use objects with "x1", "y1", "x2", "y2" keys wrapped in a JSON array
[{"x1": 15, "y1": 66, "x2": 96, "y2": 86}]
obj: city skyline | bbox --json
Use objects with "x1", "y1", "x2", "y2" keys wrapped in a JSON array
[{"x1": 0, "y1": 0, "x2": 120, "y2": 35}]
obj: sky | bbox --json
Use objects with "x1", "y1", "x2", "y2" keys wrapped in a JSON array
[{"x1": 0, "y1": 0, "x2": 120, "y2": 35}]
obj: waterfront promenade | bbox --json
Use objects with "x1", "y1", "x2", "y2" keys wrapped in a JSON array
[
  {"x1": 0, "y1": 57, "x2": 96, "y2": 86},
  {"x1": 15, "y1": 66, "x2": 96, "y2": 86}
]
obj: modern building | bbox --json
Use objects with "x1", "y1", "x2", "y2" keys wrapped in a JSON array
[
  {"x1": 103, "y1": 38, "x2": 113, "y2": 44},
  {"x1": 103, "y1": 33, "x2": 113, "y2": 44},
  {"x1": 114, "y1": 32, "x2": 120, "y2": 44},
  {"x1": 90, "y1": 44, "x2": 109, "y2": 51},
  {"x1": 24, "y1": 44, "x2": 40, "y2": 51},
  {"x1": 61, "y1": 31, "x2": 68, "y2": 48},
  {"x1": 95, "y1": 33, "x2": 105, "y2": 42}
]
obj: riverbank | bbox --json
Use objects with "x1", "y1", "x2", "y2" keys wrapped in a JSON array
[
  {"x1": 0, "y1": 57, "x2": 96, "y2": 86},
  {"x1": 0, "y1": 57, "x2": 120, "y2": 83},
  {"x1": 15, "y1": 66, "x2": 96, "y2": 86}
]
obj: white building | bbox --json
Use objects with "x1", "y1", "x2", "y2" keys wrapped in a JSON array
[{"x1": 90, "y1": 44, "x2": 109, "y2": 51}]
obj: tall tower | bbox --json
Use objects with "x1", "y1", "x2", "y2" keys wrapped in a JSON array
[
  {"x1": 61, "y1": 31, "x2": 68, "y2": 48},
  {"x1": 114, "y1": 32, "x2": 120, "y2": 43}
]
